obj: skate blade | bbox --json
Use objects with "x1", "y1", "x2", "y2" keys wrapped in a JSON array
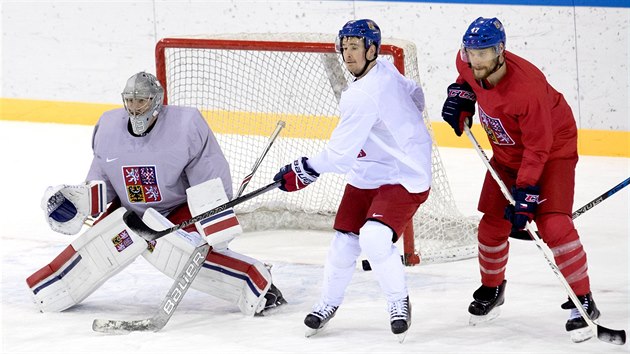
[
  {"x1": 569, "y1": 327, "x2": 595, "y2": 343},
  {"x1": 305, "y1": 327, "x2": 322, "y2": 338},
  {"x1": 469, "y1": 307, "x2": 501, "y2": 326},
  {"x1": 255, "y1": 300, "x2": 288, "y2": 317},
  {"x1": 396, "y1": 331, "x2": 408, "y2": 343}
]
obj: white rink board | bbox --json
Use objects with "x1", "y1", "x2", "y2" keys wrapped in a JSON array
[{"x1": 2, "y1": 1, "x2": 628, "y2": 131}]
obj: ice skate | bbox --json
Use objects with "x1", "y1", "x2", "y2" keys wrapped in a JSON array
[
  {"x1": 468, "y1": 280, "x2": 506, "y2": 325},
  {"x1": 304, "y1": 302, "x2": 338, "y2": 337},
  {"x1": 388, "y1": 296, "x2": 411, "y2": 343},
  {"x1": 255, "y1": 283, "x2": 287, "y2": 317},
  {"x1": 561, "y1": 292, "x2": 600, "y2": 343}
]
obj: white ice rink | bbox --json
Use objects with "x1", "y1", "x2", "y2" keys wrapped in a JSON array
[{"x1": 1, "y1": 120, "x2": 628, "y2": 353}]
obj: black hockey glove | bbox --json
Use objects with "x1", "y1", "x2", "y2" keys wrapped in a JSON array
[
  {"x1": 504, "y1": 185, "x2": 541, "y2": 232},
  {"x1": 441, "y1": 82, "x2": 476, "y2": 136}
]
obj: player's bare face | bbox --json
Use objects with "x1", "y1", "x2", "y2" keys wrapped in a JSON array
[
  {"x1": 466, "y1": 48, "x2": 500, "y2": 80},
  {"x1": 124, "y1": 97, "x2": 151, "y2": 117},
  {"x1": 341, "y1": 37, "x2": 367, "y2": 76}
]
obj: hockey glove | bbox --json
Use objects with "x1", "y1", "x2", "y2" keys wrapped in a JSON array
[
  {"x1": 41, "y1": 181, "x2": 107, "y2": 235},
  {"x1": 441, "y1": 82, "x2": 476, "y2": 136},
  {"x1": 274, "y1": 157, "x2": 319, "y2": 192},
  {"x1": 504, "y1": 185, "x2": 540, "y2": 232}
]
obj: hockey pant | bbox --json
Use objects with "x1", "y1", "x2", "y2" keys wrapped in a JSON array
[{"x1": 476, "y1": 158, "x2": 591, "y2": 295}]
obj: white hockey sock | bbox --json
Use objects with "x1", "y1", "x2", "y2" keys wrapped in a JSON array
[
  {"x1": 359, "y1": 221, "x2": 407, "y2": 302},
  {"x1": 321, "y1": 232, "x2": 361, "y2": 306}
]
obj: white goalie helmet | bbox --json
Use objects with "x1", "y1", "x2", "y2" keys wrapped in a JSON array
[{"x1": 121, "y1": 72, "x2": 164, "y2": 135}]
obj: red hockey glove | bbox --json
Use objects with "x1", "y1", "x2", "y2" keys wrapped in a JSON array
[
  {"x1": 441, "y1": 82, "x2": 476, "y2": 136},
  {"x1": 274, "y1": 157, "x2": 319, "y2": 192},
  {"x1": 504, "y1": 185, "x2": 541, "y2": 232}
]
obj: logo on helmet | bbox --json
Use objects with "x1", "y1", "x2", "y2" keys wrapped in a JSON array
[
  {"x1": 462, "y1": 17, "x2": 506, "y2": 50},
  {"x1": 337, "y1": 18, "x2": 381, "y2": 54}
]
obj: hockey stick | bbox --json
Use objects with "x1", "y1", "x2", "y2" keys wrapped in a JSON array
[
  {"x1": 236, "y1": 120, "x2": 286, "y2": 198},
  {"x1": 570, "y1": 177, "x2": 629, "y2": 218},
  {"x1": 464, "y1": 124, "x2": 626, "y2": 345},
  {"x1": 510, "y1": 176, "x2": 630, "y2": 240},
  {"x1": 93, "y1": 244, "x2": 210, "y2": 334},
  {"x1": 123, "y1": 180, "x2": 281, "y2": 241}
]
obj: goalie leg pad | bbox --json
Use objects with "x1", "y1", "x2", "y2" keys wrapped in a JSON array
[
  {"x1": 144, "y1": 240, "x2": 271, "y2": 316},
  {"x1": 200, "y1": 248, "x2": 272, "y2": 316},
  {"x1": 26, "y1": 207, "x2": 146, "y2": 312},
  {"x1": 141, "y1": 207, "x2": 206, "y2": 279},
  {"x1": 140, "y1": 207, "x2": 271, "y2": 316}
]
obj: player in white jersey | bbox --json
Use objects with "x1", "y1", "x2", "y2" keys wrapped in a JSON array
[
  {"x1": 274, "y1": 19, "x2": 432, "y2": 341},
  {"x1": 28, "y1": 72, "x2": 285, "y2": 317}
]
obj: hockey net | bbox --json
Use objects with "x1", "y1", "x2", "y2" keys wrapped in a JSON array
[{"x1": 155, "y1": 34, "x2": 478, "y2": 264}]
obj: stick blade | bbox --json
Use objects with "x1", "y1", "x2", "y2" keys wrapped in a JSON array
[
  {"x1": 122, "y1": 210, "x2": 162, "y2": 241},
  {"x1": 92, "y1": 318, "x2": 159, "y2": 334},
  {"x1": 597, "y1": 326, "x2": 626, "y2": 345}
]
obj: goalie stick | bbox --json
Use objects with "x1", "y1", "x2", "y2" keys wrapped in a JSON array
[
  {"x1": 510, "y1": 176, "x2": 630, "y2": 240},
  {"x1": 236, "y1": 120, "x2": 285, "y2": 198},
  {"x1": 92, "y1": 244, "x2": 210, "y2": 334},
  {"x1": 464, "y1": 124, "x2": 626, "y2": 346}
]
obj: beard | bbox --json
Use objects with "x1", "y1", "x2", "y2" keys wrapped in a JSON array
[{"x1": 472, "y1": 58, "x2": 500, "y2": 80}]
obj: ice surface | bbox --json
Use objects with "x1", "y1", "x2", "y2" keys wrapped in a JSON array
[{"x1": 1, "y1": 121, "x2": 627, "y2": 353}]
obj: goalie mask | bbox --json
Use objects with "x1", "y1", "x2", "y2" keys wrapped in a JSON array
[{"x1": 122, "y1": 72, "x2": 164, "y2": 135}]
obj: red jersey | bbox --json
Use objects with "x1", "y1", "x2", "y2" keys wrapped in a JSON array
[{"x1": 455, "y1": 51, "x2": 578, "y2": 188}]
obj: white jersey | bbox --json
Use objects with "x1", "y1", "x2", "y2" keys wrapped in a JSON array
[
  {"x1": 86, "y1": 105, "x2": 232, "y2": 217},
  {"x1": 308, "y1": 58, "x2": 432, "y2": 193}
]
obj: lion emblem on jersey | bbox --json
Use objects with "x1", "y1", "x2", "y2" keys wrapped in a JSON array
[
  {"x1": 122, "y1": 165, "x2": 162, "y2": 203},
  {"x1": 479, "y1": 107, "x2": 515, "y2": 145}
]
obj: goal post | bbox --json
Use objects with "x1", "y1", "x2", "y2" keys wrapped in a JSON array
[{"x1": 155, "y1": 34, "x2": 478, "y2": 265}]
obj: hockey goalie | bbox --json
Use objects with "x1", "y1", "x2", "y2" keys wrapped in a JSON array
[{"x1": 26, "y1": 71, "x2": 286, "y2": 317}]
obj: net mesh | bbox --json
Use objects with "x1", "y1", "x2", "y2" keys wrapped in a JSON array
[{"x1": 157, "y1": 33, "x2": 478, "y2": 264}]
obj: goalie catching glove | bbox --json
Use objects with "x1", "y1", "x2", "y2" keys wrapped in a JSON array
[
  {"x1": 41, "y1": 181, "x2": 107, "y2": 235},
  {"x1": 274, "y1": 157, "x2": 319, "y2": 192}
]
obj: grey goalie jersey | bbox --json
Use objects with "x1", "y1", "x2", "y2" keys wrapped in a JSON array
[{"x1": 86, "y1": 105, "x2": 232, "y2": 217}]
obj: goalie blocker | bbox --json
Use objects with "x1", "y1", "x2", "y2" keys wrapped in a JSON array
[{"x1": 27, "y1": 178, "x2": 274, "y2": 316}]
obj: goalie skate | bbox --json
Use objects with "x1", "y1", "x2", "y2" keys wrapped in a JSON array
[
  {"x1": 255, "y1": 283, "x2": 287, "y2": 317},
  {"x1": 468, "y1": 280, "x2": 506, "y2": 326}
]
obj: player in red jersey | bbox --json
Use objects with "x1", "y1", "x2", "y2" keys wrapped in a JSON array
[{"x1": 441, "y1": 17, "x2": 601, "y2": 343}]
